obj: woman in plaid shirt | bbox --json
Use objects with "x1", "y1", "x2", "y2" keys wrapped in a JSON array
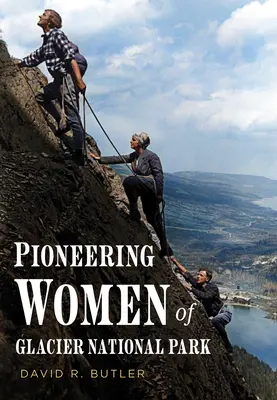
[{"x1": 19, "y1": 9, "x2": 86, "y2": 166}]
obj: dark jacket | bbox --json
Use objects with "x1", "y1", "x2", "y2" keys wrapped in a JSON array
[
  {"x1": 100, "y1": 149, "x2": 164, "y2": 196},
  {"x1": 183, "y1": 272, "x2": 223, "y2": 317}
]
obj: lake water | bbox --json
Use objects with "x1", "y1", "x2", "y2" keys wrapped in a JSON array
[
  {"x1": 253, "y1": 196, "x2": 277, "y2": 211},
  {"x1": 226, "y1": 305, "x2": 277, "y2": 369}
]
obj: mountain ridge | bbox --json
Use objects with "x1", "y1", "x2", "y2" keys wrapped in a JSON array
[{"x1": 0, "y1": 40, "x2": 256, "y2": 400}]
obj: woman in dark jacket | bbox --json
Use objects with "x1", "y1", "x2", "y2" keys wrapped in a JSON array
[{"x1": 91, "y1": 132, "x2": 173, "y2": 257}]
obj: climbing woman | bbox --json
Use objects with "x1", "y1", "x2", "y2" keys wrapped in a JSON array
[
  {"x1": 90, "y1": 132, "x2": 173, "y2": 258},
  {"x1": 17, "y1": 9, "x2": 86, "y2": 166}
]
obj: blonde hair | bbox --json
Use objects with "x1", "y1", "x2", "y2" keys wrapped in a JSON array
[{"x1": 46, "y1": 9, "x2": 62, "y2": 29}]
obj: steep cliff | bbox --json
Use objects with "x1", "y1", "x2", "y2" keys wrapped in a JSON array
[{"x1": 0, "y1": 40, "x2": 256, "y2": 400}]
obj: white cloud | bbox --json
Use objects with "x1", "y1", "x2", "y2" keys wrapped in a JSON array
[
  {"x1": 0, "y1": 0, "x2": 41, "y2": 15},
  {"x1": 174, "y1": 88, "x2": 277, "y2": 133},
  {"x1": 3, "y1": 0, "x2": 277, "y2": 177},
  {"x1": 1, "y1": 0, "x2": 162, "y2": 53},
  {"x1": 217, "y1": 0, "x2": 277, "y2": 46},
  {"x1": 172, "y1": 50, "x2": 195, "y2": 70},
  {"x1": 45, "y1": 0, "x2": 160, "y2": 37},
  {"x1": 105, "y1": 32, "x2": 172, "y2": 73},
  {"x1": 0, "y1": 11, "x2": 41, "y2": 47},
  {"x1": 106, "y1": 43, "x2": 154, "y2": 70},
  {"x1": 174, "y1": 84, "x2": 203, "y2": 98}
]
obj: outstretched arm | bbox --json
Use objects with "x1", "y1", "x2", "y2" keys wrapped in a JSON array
[
  {"x1": 171, "y1": 257, "x2": 198, "y2": 287},
  {"x1": 100, "y1": 154, "x2": 133, "y2": 164},
  {"x1": 89, "y1": 153, "x2": 133, "y2": 164},
  {"x1": 19, "y1": 47, "x2": 43, "y2": 68},
  {"x1": 171, "y1": 256, "x2": 187, "y2": 274}
]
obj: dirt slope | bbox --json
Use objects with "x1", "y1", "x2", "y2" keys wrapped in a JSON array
[{"x1": 0, "y1": 40, "x2": 256, "y2": 400}]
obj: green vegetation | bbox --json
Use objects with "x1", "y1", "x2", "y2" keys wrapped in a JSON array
[
  {"x1": 234, "y1": 347, "x2": 277, "y2": 400},
  {"x1": 163, "y1": 171, "x2": 277, "y2": 274},
  {"x1": 114, "y1": 167, "x2": 277, "y2": 277}
]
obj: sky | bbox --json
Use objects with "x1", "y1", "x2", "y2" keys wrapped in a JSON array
[{"x1": 1, "y1": 0, "x2": 277, "y2": 177}]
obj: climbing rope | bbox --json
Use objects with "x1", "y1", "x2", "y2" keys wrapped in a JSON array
[
  {"x1": 63, "y1": 75, "x2": 88, "y2": 162},
  {"x1": 83, "y1": 95, "x2": 173, "y2": 260},
  {"x1": 83, "y1": 95, "x2": 136, "y2": 176},
  {"x1": 17, "y1": 62, "x2": 173, "y2": 259},
  {"x1": 83, "y1": 94, "x2": 86, "y2": 142},
  {"x1": 17, "y1": 65, "x2": 47, "y2": 122},
  {"x1": 18, "y1": 65, "x2": 111, "y2": 188}
]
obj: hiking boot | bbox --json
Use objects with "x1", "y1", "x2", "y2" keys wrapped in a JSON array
[
  {"x1": 129, "y1": 209, "x2": 141, "y2": 222},
  {"x1": 73, "y1": 149, "x2": 86, "y2": 167},
  {"x1": 60, "y1": 134, "x2": 74, "y2": 152}
]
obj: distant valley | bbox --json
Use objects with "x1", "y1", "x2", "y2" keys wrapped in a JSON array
[
  {"x1": 114, "y1": 166, "x2": 277, "y2": 284},
  {"x1": 113, "y1": 166, "x2": 277, "y2": 367},
  {"x1": 164, "y1": 171, "x2": 277, "y2": 274}
]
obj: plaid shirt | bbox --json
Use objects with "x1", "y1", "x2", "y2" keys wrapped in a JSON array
[{"x1": 21, "y1": 28, "x2": 75, "y2": 76}]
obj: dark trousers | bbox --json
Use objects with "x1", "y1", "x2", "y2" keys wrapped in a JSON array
[
  {"x1": 36, "y1": 73, "x2": 84, "y2": 151},
  {"x1": 211, "y1": 310, "x2": 233, "y2": 352},
  {"x1": 123, "y1": 175, "x2": 173, "y2": 256}
]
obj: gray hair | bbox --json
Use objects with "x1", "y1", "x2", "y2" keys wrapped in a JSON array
[{"x1": 133, "y1": 132, "x2": 150, "y2": 149}]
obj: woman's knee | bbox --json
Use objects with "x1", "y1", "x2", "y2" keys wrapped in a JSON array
[{"x1": 123, "y1": 176, "x2": 137, "y2": 188}]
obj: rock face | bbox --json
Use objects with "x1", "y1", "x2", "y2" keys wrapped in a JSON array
[{"x1": 0, "y1": 41, "x2": 256, "y2": 400}]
